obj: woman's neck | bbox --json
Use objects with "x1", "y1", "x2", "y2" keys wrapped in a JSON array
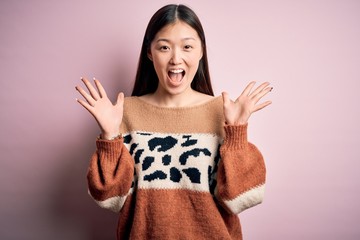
[{"x1": 140, "y1": 88, "x2": 213, "y2": 108}]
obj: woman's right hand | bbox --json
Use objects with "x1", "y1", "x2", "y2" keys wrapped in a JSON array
[{"x1": 76, "y1": 77, "x2": 124, "y2": 140}]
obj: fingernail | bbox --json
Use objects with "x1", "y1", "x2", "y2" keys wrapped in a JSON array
[
  {"x1": 93, "y1": 77, "x2": 96, "y2": 81},
  {"x1": 80, "y1": 77, "x2": 83, "y2": 80}
]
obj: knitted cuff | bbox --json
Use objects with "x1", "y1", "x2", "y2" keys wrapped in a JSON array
[
  {"x1": 223, "y1": 124, "x2": 248, "y2": 150},
  {"x1": 96, "y1": 137, "x2": 123, "y2": 155}
]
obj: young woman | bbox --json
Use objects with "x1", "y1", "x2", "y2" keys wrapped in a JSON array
[{"x1": 76, "y1": 4, "x2": 272, "y2": 239}]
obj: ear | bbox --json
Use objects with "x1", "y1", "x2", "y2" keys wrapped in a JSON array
[
  {"x1": 147, "y1": 49, "x2": 153, "y2": 61},
  {"x1": 199, "y1": 45, "x2": 203, "y2": 61}
]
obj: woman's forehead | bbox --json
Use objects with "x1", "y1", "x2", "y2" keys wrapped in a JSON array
[{"x1": 154, "y1": 21, "x2": 200, "y2": 42}]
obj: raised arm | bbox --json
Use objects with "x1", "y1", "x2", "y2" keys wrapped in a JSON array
[
  {"x1": 215, "y1": 82, "x2": 272, "y2": 214},
  {"x1": 76, "y1": 78, "x2": 134, "y2": 212}
]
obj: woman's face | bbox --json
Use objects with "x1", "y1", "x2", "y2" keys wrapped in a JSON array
[{"x1": 148, "y1": 21, "x2": 203, "y2": 96}]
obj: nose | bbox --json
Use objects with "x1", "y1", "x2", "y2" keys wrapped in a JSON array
[{"x1": 170, "y1": 48, "x2": 182, "y2": 65}]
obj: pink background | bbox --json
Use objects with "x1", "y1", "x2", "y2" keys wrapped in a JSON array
[{"x1": 1, "y1": 0, "x2": 359, "y2": 239}]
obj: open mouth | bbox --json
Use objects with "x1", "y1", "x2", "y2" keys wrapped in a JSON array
[{"x1": 168, "y1": 69, "x2": 185, "y2": 83}]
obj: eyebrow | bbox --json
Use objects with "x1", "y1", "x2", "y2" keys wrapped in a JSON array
[{"x1": 156, "y1": 37, "x2": 196, "y2": 43}]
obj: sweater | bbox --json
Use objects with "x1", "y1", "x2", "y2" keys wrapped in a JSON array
[{"x1": 87, "y1": 96, "x2": 266, "y2": 240}]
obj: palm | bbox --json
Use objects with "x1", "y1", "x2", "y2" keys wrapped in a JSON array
[
  {"x1": 76, "y1": 78, "x2": 124, "y2": 139},
  {"x1": 222, "y1": 82, "x2": 272, "y2": 125}
]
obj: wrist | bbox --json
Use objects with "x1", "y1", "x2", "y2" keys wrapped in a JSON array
[
  {"x1": 236, "y1": 116, "x2": 249, "y2": 125},
  {"x1": 100, "y1": 132, "x2": 122, "y2": 140},
  {"x1": 226, "y1": 119, "x2": 248, "y2": 126},
  {"x1": 232, "y1": 120, "x2": 248, "y2": 125}
]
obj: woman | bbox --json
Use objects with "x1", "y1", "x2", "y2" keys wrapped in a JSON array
[{"x1": 76, "y1": 4, "x2": 272, "y2": 239}]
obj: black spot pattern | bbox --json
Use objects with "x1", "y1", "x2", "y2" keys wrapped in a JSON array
[
  {"x1": 181, "y1": 135, "x2": 198, "y2": 147},
  {"x1": 137, "y1": 132, "x2": 152, "y2": 136},
  {"x1": 148, "y1": 136, "x2": 178, "y2": 152},
  {"x1": 142, "y1": 156, "x2": 155, "y2": 171},
  {"x1": 182, "y1": 168, "x2": 201, "y2": 183},
  {"x1": 125, "y1": 133, "x2": 219, "y2": 189},
  {"x1": 134, "y1": 149, "x2": 144, "y2": 164},
  {"x1": 144, "y1": 170, "x2": 167, "y2": 182},
  {"x1": 208, "y1": 166, "x2": 217, "y2": 194},
  {"x1": 179, "y1": 148, "x2": 211, "y2": 165},
  {"x1": 123, "y1": 134, "x2": 132, "y2": 144},
  {"x1": 209, "y1": 144, "x2": 221, "y2": 194},
  {"x1": 170, "y1": 167, "x2": 182, "y2": 182},
  {"x1": 162, "y1": 155, "x2": 171, "y2": 165},
  {"x1": 129, "y1": 143, "x2": 138, "y2": 155}
]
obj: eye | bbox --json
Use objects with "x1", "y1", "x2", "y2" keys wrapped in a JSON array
[
  {"x1": 159, "y1": 46, "x2": 170, "y2": 51},
  {"x1": 184, "y1": 45, "x2": 193, "y2": 50}
]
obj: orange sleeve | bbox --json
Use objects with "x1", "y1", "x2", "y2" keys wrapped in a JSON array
[
  {"x1": 216, "y1": 124, "x2": 266, "y2": 214},
  {"x1": 87, "y1": 137, "x2": 134, "y2": 212}
]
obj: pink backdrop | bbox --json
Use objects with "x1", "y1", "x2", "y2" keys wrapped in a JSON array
[{"x1": 1, "y1": 0, "x2": 359, "y2": 239}]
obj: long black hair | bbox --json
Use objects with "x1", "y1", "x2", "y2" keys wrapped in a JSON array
[{"x1": 131, "y1": 4, "x2": 214, "y2": 96}]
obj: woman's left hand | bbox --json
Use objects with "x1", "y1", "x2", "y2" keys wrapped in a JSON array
[{"x1": 222, "y1": 81, "x2": 272, "y2": 125}]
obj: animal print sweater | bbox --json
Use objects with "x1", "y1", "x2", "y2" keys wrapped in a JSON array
[{"x1": 87, "y1": 96, "x2": 266, "y2": 240}]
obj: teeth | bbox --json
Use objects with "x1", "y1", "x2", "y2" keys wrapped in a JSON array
[{"x1": 169, "y1": 69, "x2": 184, "y2": 73}]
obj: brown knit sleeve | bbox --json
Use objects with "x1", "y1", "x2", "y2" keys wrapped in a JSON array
[
  {"x1": 216, "y1": 124, "x2": 266, "y2": 214},
  {"x1": 87, "y1": 137, "x2": 134, "y2": 212}
]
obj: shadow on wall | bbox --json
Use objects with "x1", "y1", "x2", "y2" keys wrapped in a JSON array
[
  {"x1": 49, "y1": 66, "x2": 133, "y2": 240},
  {"x1": 50, "y1": 135, "x2": 118, "y2": 240}
]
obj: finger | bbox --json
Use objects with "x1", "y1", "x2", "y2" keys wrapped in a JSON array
[
  {"x1": 253, "y1": 86, "x2": 273, "y2": 104},
  {"x1": 76, "y1": 98, "x2": 94, "y2": 114},
  {"x1": 81, "y1": 77, "x2": 101, "y2": 100},
  {"x1": 253, "y1": 101, "x2": 272, "y2": 113},
  {"x1": 222, "y1": 92, "x2": 231, "y2": 107},
  {"x1": 249, "y1": 82, "x2": 270, "y2": 98},
  {"x1": 75, "y1": 85, "x2": 96, "y2": 106},
  {"x1": 115, "y1": 92, "x2": 124, "y2": 106},
  {"x1": 94, "y1": 78, "x2": 107, "y2": 98},
  {"x1": 240, "y1": 81, "x2": 256, "y2": 97}
]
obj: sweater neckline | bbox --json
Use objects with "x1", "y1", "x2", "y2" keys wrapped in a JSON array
[{"x1": 133, "y1": 95, "x2": 222, "y2": 111}]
